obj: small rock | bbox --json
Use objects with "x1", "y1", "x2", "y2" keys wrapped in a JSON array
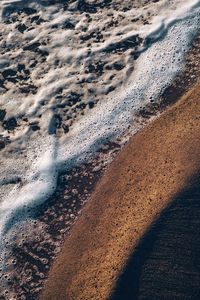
[
  {"x1": 23, "y1": 42, "x2": 41, "y2": 52},
  {"x1": 77, "y1": 102, "x2": 86, "y2": 109},
  {"x1": 21, "y1": 7, "x2": 37, "y2": 15},
  {"x1": 0, "y1": 109, "x2": 6, "y2": 122},
  {"x1": 19, "y1": 84, "x2": 37, "y2": 94},
  {"x1": 88, "y1": 101, "x2": 95, "y2": 109},
  {"x1": 38, "y1": 48, "x2": 49, "y2": 57},
  {"x1": 2, "y1": 69, "x2": 17, "y2": 79},
  {"x1": 30, "y1": 124, "x2": 40, "y2": 131},
  {"x1": 113, "y1": 62, "x2": 124, "y2": 70},
  {"x1": 62, "y1": 124, "x2": 69, "y2": 133},
  {"x1": 36, "y1": 18, "x2": 45, "y2": 25},
  {"x1": 24, "y1": 69, "x2": 30, "y2": 75},
  {"x1": 62, "y1": 20, "x2": 75, "y2": 29},
  {"x1": 0, "y1": 140, "x2": 5, "y2": 150},
  {"x1": 30, "y1": 15, "x2": 45, "y2": 24},
  {"x1": 0, "y1": 79, "x2": 7, "y2": 90},
  {"x1": 29, "y1": 60, "x2": 37, "y2": 68},
  {"x1": 31, "y1": 15, "x2": 40, "y2": 23},
  {"x1": 106, "y1": 86, "x2": 116, "y2": 95},
  {"x1": 3, "y1": 117, "x2": 17, "y2": 130},
  {"x1": 17, "y1": 64, "x2": 25, "y2": 72},
  {"x1": 17, "y1": 23, "x2": 27, "y2": 33}
]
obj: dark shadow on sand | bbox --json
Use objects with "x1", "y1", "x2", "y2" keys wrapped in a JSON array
[{"x1": 110, "y1": 173, "x2": 200, "y2": 300}]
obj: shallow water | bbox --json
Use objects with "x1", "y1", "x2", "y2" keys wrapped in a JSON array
[{"x1": 0, "y1": 0, "x2": 200, "y2": 298}]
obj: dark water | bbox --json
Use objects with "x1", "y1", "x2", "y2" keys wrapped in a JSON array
[{"x1": 110, "y1": 173, "x2": 200, "y2": 300}]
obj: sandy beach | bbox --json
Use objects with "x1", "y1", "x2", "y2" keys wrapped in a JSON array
[{"x1": 40, "y1": 82, "x2": 200, "y2": 300}]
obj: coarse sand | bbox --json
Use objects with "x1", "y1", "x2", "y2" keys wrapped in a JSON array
[{"x1": 41, "y1": 82, "x2": 200, "y2": 300}]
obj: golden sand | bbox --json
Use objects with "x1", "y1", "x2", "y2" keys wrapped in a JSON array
[{"x1": 40, "y1": 82, "x2": 200, "y2": 300}]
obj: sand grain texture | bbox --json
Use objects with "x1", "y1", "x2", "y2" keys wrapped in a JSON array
[{"x1": 41, "y1": 82, "x2": 200, "y2": 300}]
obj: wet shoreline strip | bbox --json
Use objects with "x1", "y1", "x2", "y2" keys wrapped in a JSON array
[
  {"x1": 40, "y1": 81, "x2": 200, "y2": 300},
  {"x1": 5, "y1": 33, "x2": 200, "y2": 299}
]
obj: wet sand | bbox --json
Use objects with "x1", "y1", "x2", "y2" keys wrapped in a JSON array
[
  {"x1": 110, "y1": 173, "x2": 200, "y2": 300},
  {"x1": 40, "y1": 82, "x2": 200, "y2": 300}
]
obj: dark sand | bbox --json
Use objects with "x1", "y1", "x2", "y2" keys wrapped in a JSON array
[
  {"x1": 40, "y1": 82, "x2": 200, "y2": 300},
  {"x1": 110, "y1": 174, "x2": 200, "y2": 300}
]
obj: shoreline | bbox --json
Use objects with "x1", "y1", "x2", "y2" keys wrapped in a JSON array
[
  {"x1": 40, "y1": 82, "x2": 200, "y2": 300},
  {"x1": 8, "y1": 34, "x2": 200, "y2": 298}
]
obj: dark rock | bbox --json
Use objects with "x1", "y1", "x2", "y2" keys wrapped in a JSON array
[
  {"x1": 80, "y1": 31, "x2": 96, "y2": 42},
  {"x1": 3, "y1": 16, "x2": 17, "y2": 24},
  {"x1": 0, "y1": 79, "x2": 7, "y2": 90},
  {"x1": 138, "y1": 104, "x2": 159, "y2": 119},
  {"x1": 30, "y1": 15, "x2": 45, "y2": 25},
  {"x1": 122, "y1": 6, "x2": 130, "y2": 12},
  {"x1": 62, "y1": 124, "x2": 69, "y2": 133},
  {"x1": 106, "y1": 86, "x2": 116, "y2": 94},
  {"x1": 31, "y1": 15, "x2": 40, "y2": 23},
  {"x1": 3, "y1": 117, "x2": 17, "y2": 130},
  {"x1": 19, "y1": 84, "x2": 37, "y2": 94},
  {"x1": 87, "y1": 64, "x2": 96, "y2": 73},
  {"x1": 52, "y1": 20, "x2": 74, "y2": 30},
  {"x1": 56, "y1": 94, "x2": 63, "y2": 100},
  {"x1": 17, "y1": 23, "x2": 27, "y2": 33},
  {"x1": 19, "y1": 86, "x2": 29, "y2": 94},
  {"x1": 94, "y1": 32, "x2": 104, "y2": 42},
  {"x1": 57, "y1": 87, "x2": 63, "y2": 94},
  {"x1": 30, "y1": 124, "x2": 40, "y2": 131},
  {"x1": 77, "y1": 0, "x2": 112, "y2": 13},
  {"x1": 0, "y1": 140, "x2": 5, "y2": 150},
  {"x1": 0, "y1": 109, "x2": 6, "y2": 122},
  {"x1": 66, "y1": 92, "x2": 82, "y2": 106},
  {"x1": 16, "y1": 74, "x2": 27, "y2": 81},
  {"x1": 29, "y1": 61, "x2": 38, "y2": 68},
  {"x1": 105, "y1": 64, "x2": 112, "y2": 70},
  {"x1": 17, "y1": 64, "x2": 25, "y2": 72},
  {"x1": 87, "y1": 62, "x2": 105, "y2": 76},
  {"x1": 88, "y1": 101, "x2": 95, "y2": 109},
  {"x1": 36, "y1": 18, "x2": 45, "y2": 25},
  {"x1": 62, "y1": 20, "x2": 75, "y2": 29},
  {"x1": 23, "y1": 42, "x2": 41, "y2": 52},
  {"x1": 24, "y1": 69, "x2": 30, "y2": 75},
  {"x1": 51, "y1": 24, "x2": 59, "y2": 29},
  {"x1": 104, "y1": 35, "x2": 143, "y2": 53},
  {"x1": 2, "y1": 69, "x2": 17, "y2": 79},
  {"x1": 57, "y1": 103, "x2": 66, "y2": 108},
  {"x1": 21, "y1": 7, "x2": 37, "y2": 15},
  {"x1": 38, "y1": 48, "x2": 49, "y2": 57},
  {"x1": 2, "y1": 6, "x2": 36, "y2": 19},
  {"x1": 77, "y1": 102, "x2": 86, "y2": 109},
  {"x1": 130, "y1": 51, "x2": 140, "y2": 60},
  {"x1": 113, "y1": 63, "x2": 124, "y2": 70},
  {"x1": 7, "y1": 77, "x2": 18, "y2": 83}
]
